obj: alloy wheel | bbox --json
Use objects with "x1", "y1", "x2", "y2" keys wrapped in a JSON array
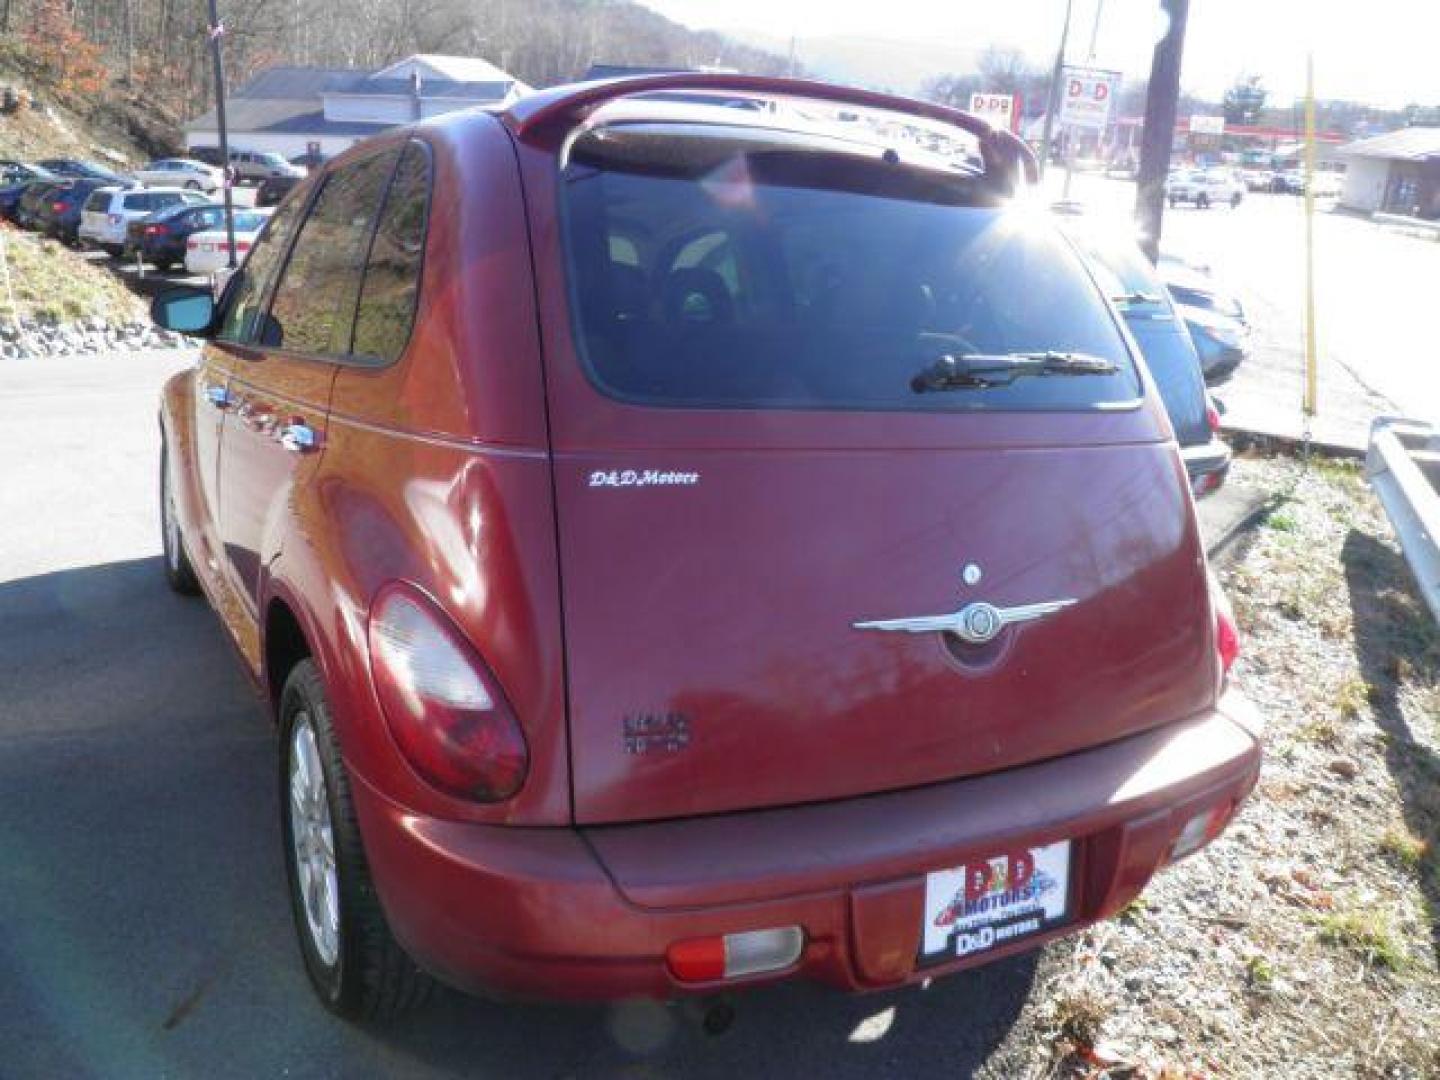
[{"x1": 289, "y1": 712, "x2": 340, "y2": 967}]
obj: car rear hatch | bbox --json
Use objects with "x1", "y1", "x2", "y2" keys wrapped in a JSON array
[{"x1": 528, "y1": 100, "x2": 1218, "y2": 825}]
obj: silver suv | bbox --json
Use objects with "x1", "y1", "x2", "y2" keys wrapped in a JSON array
[{"x1": 229, "y1": 150, "x2": 305, "y2": 183}]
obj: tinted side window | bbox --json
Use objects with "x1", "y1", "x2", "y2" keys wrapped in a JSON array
[
  {"x1": 263, "y1": 151, "x2": 397, "y2": 356},
  {"x1": 352, "y1": 143, "x2": 430, "y2": 365},
  {"x1": 215, "y1": 197, "x2": 305, "y2": 343}
]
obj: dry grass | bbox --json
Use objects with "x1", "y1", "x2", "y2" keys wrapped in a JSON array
[
  {"x1": 1315, "y1": 908, "x2": 1409, "y2": 972},
  {"x1": 996, "y1": 453, "x2": 1440, "y2": 1079},
  {"x1": 0, "y1": 229, "x2": 140, "y2": 324}
]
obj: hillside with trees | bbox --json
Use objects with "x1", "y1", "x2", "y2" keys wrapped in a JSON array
[{"x1": 0, "y1": 0, "x2": 790, "y2": 151}]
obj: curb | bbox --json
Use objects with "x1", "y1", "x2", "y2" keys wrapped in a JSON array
[
  {"x1": 1221, "y1": 426, "x2": 1365, "y2": 461},
  {"x1": 1202, "y1": 491, "x2": 1276, "y2": 565}
]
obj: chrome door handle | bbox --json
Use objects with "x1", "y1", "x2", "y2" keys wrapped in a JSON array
[
  {"x1": 280, "y1": 422, "x2": 317, "y2": 453},
  {"x1": 203, "y1": 384, "x2": 231, "y2": 408}
]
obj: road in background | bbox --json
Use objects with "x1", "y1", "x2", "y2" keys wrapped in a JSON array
[{"x1": 1048, "y1": 172, "x2": 1438, "y2": 444}]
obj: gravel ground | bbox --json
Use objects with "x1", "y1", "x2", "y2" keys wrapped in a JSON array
[{"x1": 982, "y1": 453, "x2": 1440, "y2": 1079}]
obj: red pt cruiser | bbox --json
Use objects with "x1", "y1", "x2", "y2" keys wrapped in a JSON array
[{"x1": 151, "y1": 74, "x2": 1262, "y2": 1020}]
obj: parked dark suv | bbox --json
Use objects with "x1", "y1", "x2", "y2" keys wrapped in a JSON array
[
  {"x1": 0, "y1": 161, "x2": 55, "y2": 221},
  {"x1": 1066, "y1": 225, "x2": 1232, "y2": 497},
  {"x1": 36, "y1": 176, "x2": 136, "y2": 246},
  {"x1": 151, "y1": 74, "x2": 1261, "y2": 1020}
]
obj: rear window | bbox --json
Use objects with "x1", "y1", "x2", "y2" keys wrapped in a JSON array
[
  {"x1": 561, "y1": 124, "x2": 1139, "y2": 411},
  {"x1": 84, "y1": 190, "x2": 110, "y2": 211}
]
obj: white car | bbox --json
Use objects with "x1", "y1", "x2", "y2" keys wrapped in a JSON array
[
  {"x1": 1309, "y1": 171, "x2": 1344, "y2": 198},
  {"x1": 184, "y1": 208, "x2": 273, "y2": 277},
  {"x1": 1165, "y1": 168, "x2": 1245, "y2": 209},
  {"x1": 133, "y1": 157, "x2": 224, "y2": 193},
  {"x1": 78, "y1": 186, "x2": 210, "y2": 255}
]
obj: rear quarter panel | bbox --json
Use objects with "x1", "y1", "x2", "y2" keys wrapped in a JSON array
[{"x1": 266, "y1": 117, "x2": 570, "y2": 826}]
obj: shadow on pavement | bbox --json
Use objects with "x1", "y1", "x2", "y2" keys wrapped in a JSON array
[
  {"x1": 1342, "y1": 530, "x2": 1440, "y2": 962},
  {"x1": 0, "y1": 557, "x2": 1038, "y2": 1078}
]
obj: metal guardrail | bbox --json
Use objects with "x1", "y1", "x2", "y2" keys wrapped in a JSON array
[{"x1": 1366, "y1": 417, "x2": 1440, "y2": 623}]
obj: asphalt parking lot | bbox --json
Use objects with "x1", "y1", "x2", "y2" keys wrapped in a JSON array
[{"x1": 0, "y1": 353, "x2": 1052, "y2": 1077}]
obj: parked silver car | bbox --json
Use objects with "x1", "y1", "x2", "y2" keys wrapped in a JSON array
[
  {"x1": 133, "y1": 158, "x2": 224, "y2": 193},
  {"x1": 229, "y1": 150, "x2": 305, "y2": 184}
]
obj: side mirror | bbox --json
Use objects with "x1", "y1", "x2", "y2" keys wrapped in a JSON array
[{"x1": 150, "y1": 286, "x2": 215, "y2": 336}]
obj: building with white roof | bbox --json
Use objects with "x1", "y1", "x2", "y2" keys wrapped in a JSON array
[{"x1": 183, "y1": 54, "x2": 532, "y2": 161}]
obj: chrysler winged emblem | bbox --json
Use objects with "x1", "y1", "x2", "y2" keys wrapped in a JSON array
[{"x1": 853, "y1": 598, "x2": 1076, "y2": 645}]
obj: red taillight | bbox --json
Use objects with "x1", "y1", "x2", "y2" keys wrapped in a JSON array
[
  {"x1": 666, "y1": 938, "x2": 727, "y2": 982},
  {"x1": 666, "y1": 928, "x2": 805, "y2": 983},
  {"x1": 368, "y1": 583, "x2": 528, "y2": 802},
  {"x1": 51, "y1": 200, "x2": 66, "y2": 212},
  {"x1": 1206, "y1": 403, "x2": 1221, "y2": 433},
  {"x1": 144, "y1": 223, "x2": 168, "y2": 236},
  {"x1": 1210, "y1": 573, "x2": 1241, "y2": 680},
  {"x1": 1217, "y1": 607, "x2": 1240, "y2": 675}
]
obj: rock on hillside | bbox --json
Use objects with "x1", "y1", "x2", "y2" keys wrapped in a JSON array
[{"x1": 0, "y1": 53, "x2": 180, "y2": 165}]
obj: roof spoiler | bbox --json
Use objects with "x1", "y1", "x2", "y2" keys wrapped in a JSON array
[{"x1": 502, "y1": 73, "x2": 1039, "y2": 192}]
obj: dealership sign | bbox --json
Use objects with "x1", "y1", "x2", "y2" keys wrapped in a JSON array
[
  {"x1": 1058, "y1": 67, "x2": 1121, "y2": 130},
  {"x1": 968, "y1": 92, "x2": 1018, "y2": 132}
]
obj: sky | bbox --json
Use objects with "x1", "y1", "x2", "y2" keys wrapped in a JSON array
[{"x1": 637, "y1": 0, "x2": 1440, "y2": 108}]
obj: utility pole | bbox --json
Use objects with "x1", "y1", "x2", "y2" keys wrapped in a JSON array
[
  {"x1": 1302, "y1": 53, "x2": 1318, "y2": 420},
  {"x1": 1135, "y1": 0, "x2": 1189, "y2": 263},
  {"x1": 1038, "y1": 0, "x2": 1075, "y2": 179},
  {"x1": 205, "y1": 0, "x2": 238, "y2": 270},
  {"x1": 1087, "y1": 0, "x2": 1106, "y2": 60}
]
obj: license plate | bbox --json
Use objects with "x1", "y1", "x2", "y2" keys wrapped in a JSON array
[{"x1": 919, "y1": 840, "x2": 1071, "y2": 964}]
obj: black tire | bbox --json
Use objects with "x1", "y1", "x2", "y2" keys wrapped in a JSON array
[
  {"x1": 1231, "y1": 193, "x2": 1242, "y2": 208},
  {"x1": 153, "y1": 258, "x2": 174, "y2": 272},
  {"x1": 1197, "y1": 193, "x2": 1210, "y2": 209},
  {"x1": 184, "y1": 179, "x2": 201, "y2": 191},
  {"x1": 279, "y1": 660, "x2": 435, "y2": 1021},
  {"x1": 160, "y1": 444, "x2": 200, "y2": 595}
]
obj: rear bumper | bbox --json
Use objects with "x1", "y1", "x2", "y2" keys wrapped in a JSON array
[
  {"x1": 1200, "y1": 344, "x2": 1247, "y2": 384},
  {"x1": 350, "y1": 692, "x2": 1263, "y2": 1001},
  {"x1": 1182, "y1": 437, "x2": 1232, "y2": 497}
]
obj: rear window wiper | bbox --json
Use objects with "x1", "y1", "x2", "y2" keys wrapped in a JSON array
[{"x1": 911, "y1": 351, "x2": 1118, "y2": 392}]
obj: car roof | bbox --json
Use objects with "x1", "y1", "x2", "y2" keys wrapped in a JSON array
[
  {"x1": 192, "y1": 215, "x2": 269, "y2": 236},
  {"x1": 152, "y1": 200, "x2": 221, "y2": 219}
]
